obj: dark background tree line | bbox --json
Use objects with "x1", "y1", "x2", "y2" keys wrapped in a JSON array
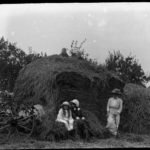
[
  {"x1": 0, "y1": 37, "x2": 47, "y2": 91},
  {"x1": 0, "y1": 37, "x2": 149, "y2": 92}
]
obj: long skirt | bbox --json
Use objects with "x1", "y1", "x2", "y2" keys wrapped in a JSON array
[
  {"x1": 74, "y1": 119, "x2": 90, "y2": 140},
  {"x1": 106, "y1": 112, "x2": 120, "y2": 136},
  {"x1": 56, "y1": 119, "x2": 74, "y2": 131}
]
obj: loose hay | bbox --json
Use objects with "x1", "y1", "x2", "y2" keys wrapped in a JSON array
[
  {"x1": 120, "y1": 83, "x2": 150, "y2": 134},
  {"x1": 127, "y1": 135, "x2": 144, "y2": 143},
  {"x1": 82, "y1": 110, "x2": 105, "y2": 138}
]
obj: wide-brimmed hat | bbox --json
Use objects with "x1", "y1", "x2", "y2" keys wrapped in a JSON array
[
  {"x1": 61, "y1": 101, "x2": 70, "y2": 107},
  {"x1": 111, "y1": 88, "x2": 122, "y2": 95},
  {"x1": 70, "y1": 99, "x2": 79, "y2": 107}
]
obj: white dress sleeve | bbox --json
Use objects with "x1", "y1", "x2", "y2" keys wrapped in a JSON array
[{"x1": 56, "y1": 108, "x2": 64, "y2": 121}]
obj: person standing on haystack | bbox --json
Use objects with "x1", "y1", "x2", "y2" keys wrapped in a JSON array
[
  {"x1": 56, "y1": 101, "x2": 74, "y2": 131},
  {"x1": 106, "y1": 88, "x2": 123, "y2": 138},
  {"x1": 60, "y1": 48, "x2": 69, "y2": 57}
]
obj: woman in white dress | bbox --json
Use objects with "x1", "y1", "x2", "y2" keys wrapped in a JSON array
[
  {"x1": 106, "y1": 88, "x2": 123, "y2": 137},
  {"x1": 56, "y1": 101, "x2": 74, "y2": 131}
]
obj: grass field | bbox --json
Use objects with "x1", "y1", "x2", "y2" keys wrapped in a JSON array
[{"x1": 0, "y1": 133, "x2": 150, "y2": 149}]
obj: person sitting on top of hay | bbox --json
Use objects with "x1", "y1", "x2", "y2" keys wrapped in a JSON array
[
  {"x1": 106, "y1": 88, "x2": 123, "y2": 138},
  {"x1": 56, "y1": 101, "x2": 74, "y2": 131},
  {"x1": 60, "y1": 48, "x2": 69, "y2": 57},
  {"x1": 70, "y1": 99, "x2": 90, "y2": 140},
  {"x1": 70, "y1": 99, "x2": 85, "y2": 120}
]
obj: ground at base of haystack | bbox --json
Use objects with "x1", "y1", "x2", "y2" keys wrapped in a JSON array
[{"x1": 0, "y1": 133, "x2": 150, "y2": 149}]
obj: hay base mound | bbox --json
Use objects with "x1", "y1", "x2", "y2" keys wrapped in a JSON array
[
  {"x1": 34, "y1": 110, "x2": 106, "y2": 141},
  {"x1": 46, "y1": 122, "x2": 68, "y2": 142},
  {"x1": 82, "y1": 110, "x2": 105, "y2": 138},
  {"x1": 127, "y1": 135, "x2": 144, "y2": 143}
]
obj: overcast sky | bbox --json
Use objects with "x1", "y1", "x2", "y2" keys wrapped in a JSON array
[{"x1": 0, "y1": 3, "x2": 150, "y2": 75}]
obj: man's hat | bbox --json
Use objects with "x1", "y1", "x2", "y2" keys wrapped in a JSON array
[
  {"x1": 111, "y1": 88, "x2": 122, "y2": 95},
  {"x1": 70, "y1": 99, "x2": 79, "y2": 107}
]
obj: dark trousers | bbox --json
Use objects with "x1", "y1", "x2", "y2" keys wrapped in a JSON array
[{"x1": 74, "y1": 119, "x2": 90, "y2": 140}]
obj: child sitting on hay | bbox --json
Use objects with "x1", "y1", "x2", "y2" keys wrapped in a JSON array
[
  {"x1": 54, "y1": 101, "x2": 75, "y2": 141},
  {"x1": 70, "y1": 99, "x2": 85, "y2": 120},
  {"x1": 70, "y1": 99, "x2": 90, "y2": 140},
  {"x1": 56, "y1": 101, "x2": 74, "y2": 131}
]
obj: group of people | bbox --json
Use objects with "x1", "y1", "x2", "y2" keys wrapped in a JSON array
[
  {"x1": 56, "y1": 99, "x2": 87, "y2": 138},
  {"x1": 56, "y1": 88, "x2": 123, "y2": 139}
]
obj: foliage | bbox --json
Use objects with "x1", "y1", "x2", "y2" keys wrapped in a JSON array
[
  {"x1": 67, "y1": 39, "x2": 109, "y2": 75},
  {"x1": 0, "y1": 37, "x2": 47, "y2": 91},
  {"x1": 105, "y1": 50, "x2": 149, "y2": 86},
  {"x1": 0, "y1": 37, "x2": 26, "y2": 91},
  {"x1": 69, "y1": 39, "x2": 88, "y2": 59}
]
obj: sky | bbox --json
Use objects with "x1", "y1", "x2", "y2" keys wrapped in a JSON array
[{"x1": 0, "y1": 3, "x2": 150, "y2": 77}]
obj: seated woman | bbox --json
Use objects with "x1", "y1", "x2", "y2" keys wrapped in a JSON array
[
  {"x1": 70, "y1": 99, "x2": 85, "y2": 120},
  {"x1": 70, "y1": 99, "x2": 90, "y2": 140},
  {"x1": 56, "y1": 101, "x2": 74, "y2": 132}
]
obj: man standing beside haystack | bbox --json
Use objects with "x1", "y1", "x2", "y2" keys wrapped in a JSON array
[{"x1": 106, "y1": 88, "x2": 123, "y2": 138}]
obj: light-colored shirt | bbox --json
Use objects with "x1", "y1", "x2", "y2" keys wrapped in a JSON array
[{"x1": 107, "y1": 97, "x2": 123, "y2": 114}]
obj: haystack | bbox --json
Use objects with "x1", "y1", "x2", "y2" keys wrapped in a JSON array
[
  {"x1": 120, "y1": 83, "x2": 150, "y2": 134},
  {"x1": 14, "y1": 54, "x2": 125, "y2": 139}
]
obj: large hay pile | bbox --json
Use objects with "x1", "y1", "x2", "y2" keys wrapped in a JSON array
[
  {"x1": 14, "y1": 55, "x2": 124, "y2": 139},
  {"x1": 120, "y1": 83, "x2": 150, "y2": 134}
]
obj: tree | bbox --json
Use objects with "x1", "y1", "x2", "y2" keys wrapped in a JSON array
[
  {"x1": 105, "y1": 50, "x2": 149, "y2": 86},
  {"x1": 0, "y1": 37, "x2": 26, "y2": 91},
  {"x1": 0, "y1": 37, "x2": 46, "y2": 91},
  {"x1": 24, "y1": 47, "x2": 42, "y2": 65}
]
